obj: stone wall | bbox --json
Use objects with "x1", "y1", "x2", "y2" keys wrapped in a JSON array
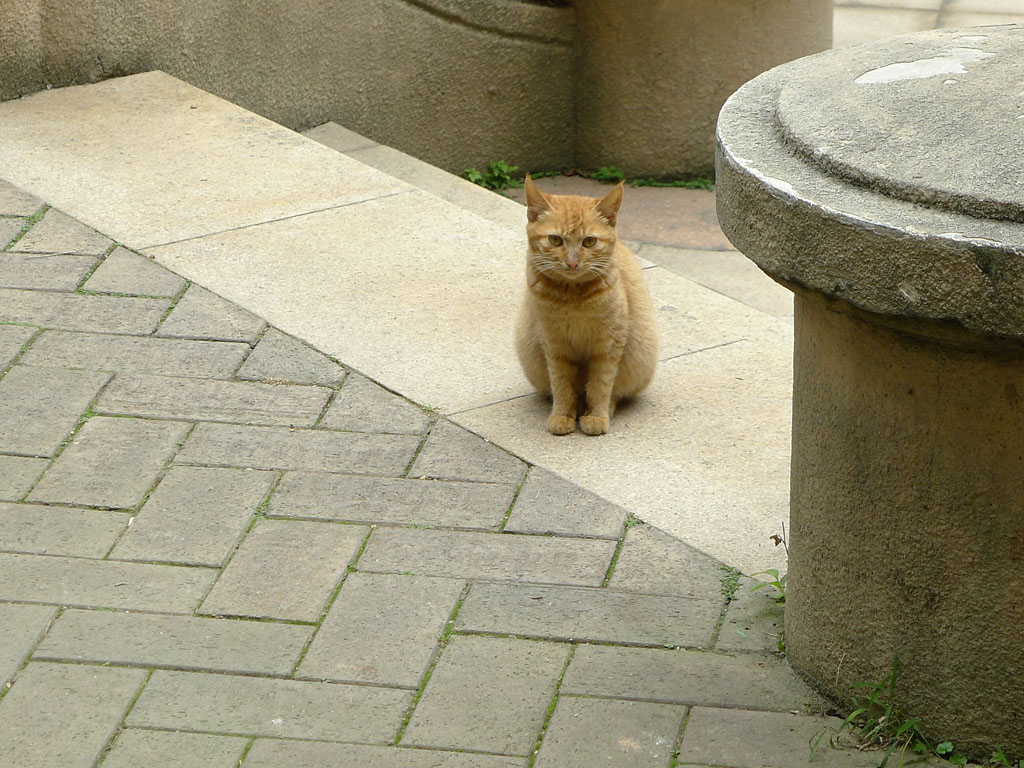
[
  {"x1": 0, "y1": 0, "x2": 576, "y2": 173},
  {"x1": 0, "y1": 0, "x2": 830, "y2": 176}
]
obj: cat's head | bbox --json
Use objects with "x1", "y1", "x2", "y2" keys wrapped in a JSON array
[{"x1": 524, "y1": 174, "x2": 622, "y2": 283}]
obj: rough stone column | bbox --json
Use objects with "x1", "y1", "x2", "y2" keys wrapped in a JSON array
[
  {"x1": 573, "y1": 0, "x2": 832, "y2": 178},
  {"x1": 716, "y1": 26, "x2": 1024, "y2": 760}
]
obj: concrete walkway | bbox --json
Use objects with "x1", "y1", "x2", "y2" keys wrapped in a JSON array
[{"x1": 0, "y1": 5, "x2": 1014, "y2": 767}]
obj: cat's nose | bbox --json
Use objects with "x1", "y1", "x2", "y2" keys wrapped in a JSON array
[{"x1": 566, "y1": 251, "x2": 579, "y2": 268}]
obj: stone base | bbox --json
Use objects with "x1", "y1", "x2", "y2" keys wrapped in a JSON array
[{"x1": 786, "y1": 291, "x2": 1024, "y2": 758}]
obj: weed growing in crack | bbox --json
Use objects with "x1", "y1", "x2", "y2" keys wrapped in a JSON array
[
  {"x1": 720, "y1": 566, "x2": 741, "y2": 603},
  {"x1": 808, "y1": 658, "x2": 1022, "y2": 767},
  {"x1": 463, "y1": 161, "x2": 522, "y2": 190}
]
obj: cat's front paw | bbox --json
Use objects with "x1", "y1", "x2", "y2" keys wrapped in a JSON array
[
  {"x1": 547, "y1": 413, "x2": 576, "y2": 435},
  {"x1": 580, "y1": 413, "x2": 609, "y2": 436}
]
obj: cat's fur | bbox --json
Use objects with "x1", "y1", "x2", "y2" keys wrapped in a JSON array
[{"x1": 515, "y1": 175, "x2": 658, "y2": 435}]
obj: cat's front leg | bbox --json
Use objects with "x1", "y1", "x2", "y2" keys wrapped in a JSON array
[
  {"x1": 581, "y1": 349, "x2": 622, "y2": 435},
  {"x1": 545, "y1": 353, "x2": 578, "y2": 435}
]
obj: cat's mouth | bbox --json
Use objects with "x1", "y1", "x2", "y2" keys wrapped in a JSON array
[
  {"x1": 532, "y1": 254, "x2": 607, "y2": 283},
  {"x1": 556, "y1": 263, "x2": 592, "y2": 280}
]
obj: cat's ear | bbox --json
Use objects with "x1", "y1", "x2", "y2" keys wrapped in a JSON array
[
  {"x1": 524, "y1": 173, "x2": 553, "y2": 222},
  {"x1": 594, "y1": 181, "x2": 624, "y2": 227}
]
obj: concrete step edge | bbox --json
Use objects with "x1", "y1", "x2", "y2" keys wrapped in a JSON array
[{"x1": 302, "y1": 122, "x2": 526, "y2": 233}]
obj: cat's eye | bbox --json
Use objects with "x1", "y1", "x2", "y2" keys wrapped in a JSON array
[
  {"x1": 547, "y1": 235, "x2": 563, "y2": 246},
  {"x1": 582, "y1": 236, "x2": 598, "y2": 248}
]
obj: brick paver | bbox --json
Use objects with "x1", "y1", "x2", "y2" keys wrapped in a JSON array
[
  {"x1": 534, "y1": 697, "x2": 685, "y2": 768},
  {"x1": 12, "y1": 208, "x2": 111, "y2": 255},
  {"x1": 20, "y1": 330, "x2": 250, "y2": 378},
  {"x1": 0, "y1": 365, "x2": 110, "y2": 456},
  {"x1": 0, "y1": 180, "x2": 41, "y2": 214},
  {"x1": 0, "y1": 603, "x2": 55, "y2": 688},
  {"x1": 607, "y1": 522, "x2": 726, "y2": 598},
  {"x1": 0, "y1": 502, "x2": 127, "y2": 557},
  {"x1": 176, "y1": 421, "x2": 420, "y2": 474},
  {"x1": 0, "y1": 287, "x2": 169, "y2": 333},
  {"x1": 0, "y1": 552, "x2": 215, "y2": 611},
  {"x1": 561, "y1": 644, "x2": 820, "y2": 711},
  {"x1": 0, "y1": 662, "x2": 145, "y2": 768},
  {"x1": 298, "y1": 572, "x2": 464, "y2": 687},
  {"x1": 321, "y1": 372, "x2": 431, "y2": 434},
  {"x1": 268, "y1": 471, "x2": 514, "y2": 528},
  {"x1": 0, "y1": 325, "x2": 34, "y2": 368},
  {"x1": 127, "y1": 670, "x2": 412, "y2": 743},
  {"x1": 236, "y1": 328, "x2": 345, "y2": 386},
  {"x1": 157, "y1": 284, "x2": 265, "y2": 342},
  {"x1": 243, "y1": 740, "x2": 527, "y2": 768},
  {"x1": 678, "y1": 707, "x2": 882, "y2": 768},
  {"x1": 101, "y1": 730, "x2": 249, "y2": 768},
  {"x1": 359, "y1": 527, "x2": 616, "y2": 585},
  {"x1": 456, "y1": 582, "x2": 721, "y2": 647},
  {"x1": 111, "y1": 464, "x2": 275, "y2": 566},
  {"x1": 199, "y1": 519, "x2": 367, "y2": 621},
  {"x1": 0, "y1": 455, "x2": 46, "y2": 499},
  {"x1": 504, "y1": 466, "x2": 625, "y2": 538},
  {"x1": 411, "y1": 418, "x2": 526, "y2": 483},
  {"x1": 403, "y1": 635, "x2": 569, "y2": 755},
  {"x1": 0, "y1": 252, "x2": 97, "y2": 290},
  {"x1": 27, "y1": 416, "x2": 189, "y2": 508},
  {"x1": 0, "y1": 186, "x2": 892, "y2": 768},
  {"x1": 717, "y1": 575, "x2": 787, "y2": 653},
  {"x1": 0, "y1": 218, "x2": 23, "y2": 248},
  {"x1": 82, "y1": 246, "x2": 186, "y2": 296},
  {"x1": 96, "y1": 372, "x2": 332, "y2": 425},
  {"x1": 34, "y1": 609, "x2": 311, "y2": 675}
]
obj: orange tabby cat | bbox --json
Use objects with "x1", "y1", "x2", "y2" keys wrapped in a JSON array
[{"x1": 515, "y1": 175, "x2": 658, "y2": 435}]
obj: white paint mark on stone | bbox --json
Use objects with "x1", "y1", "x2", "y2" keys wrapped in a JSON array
[
  {"x1": 952, "y1": 35, "x2": 989, "y2": 43},
  {"x1": 855, "y1": 47, "x2": 995, "y2": 84},
  {"x1": 939, "y1": 232, "x2": 1003, "y2": 247},
  {"x1": 898, "y1": 281, "x2": 921, "y2": 303},
  {"x1": 943, "y1": 79, "x2": 957, "y2": 85},
  {"x1": 745, "y1": 165, "x2": 798, "y2": 199}
]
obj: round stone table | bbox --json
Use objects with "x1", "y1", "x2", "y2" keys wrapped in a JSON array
[{"x1": 716, "y1": 25, "x2": 1024, "y2": 758}]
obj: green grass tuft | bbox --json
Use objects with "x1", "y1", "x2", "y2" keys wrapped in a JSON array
[{"x1": 463, "y1": 160, "x2": 523, "y2": 190}]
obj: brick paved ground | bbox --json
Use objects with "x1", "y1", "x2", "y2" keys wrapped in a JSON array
[{"x1": 0, "y1": 181, "x2": 883, "y2": 767}]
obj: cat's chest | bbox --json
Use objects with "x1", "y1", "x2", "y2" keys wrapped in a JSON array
[{"x1": 535, "y1": 294, "x2": 625, "y2": 353}]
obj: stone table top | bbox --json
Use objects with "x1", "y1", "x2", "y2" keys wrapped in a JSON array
[{"x1": 716, "y1": 25, "x2": 1024, "y2": 343}]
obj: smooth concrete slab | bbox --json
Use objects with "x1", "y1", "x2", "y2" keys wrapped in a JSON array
[
  {"x1": 150, "y1": 190, "x2": 528, "y2": 413},
  {"x1": 0, "y1": 72, "x2": 409, "y2": 247},
  {"x1": 453, "y1": 332, "x2": 793, "y2": 575},
  {"x1": 643, "y1": 266, "x2": 783, "y2": 359},
  {"x1": 642, "y1": 245, "x2": 794, "y2": 318}
]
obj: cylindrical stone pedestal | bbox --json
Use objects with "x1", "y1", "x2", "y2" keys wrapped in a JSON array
[
  {"x1": 716, "y1": 26, "x2": 1024, "y2": 759},
  {"x1": 573, "y1": 0, "x2": 832, "y2": 178},
  {"x1": 791, "y1": 292, "x2": 1024, "y2": 754}
]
